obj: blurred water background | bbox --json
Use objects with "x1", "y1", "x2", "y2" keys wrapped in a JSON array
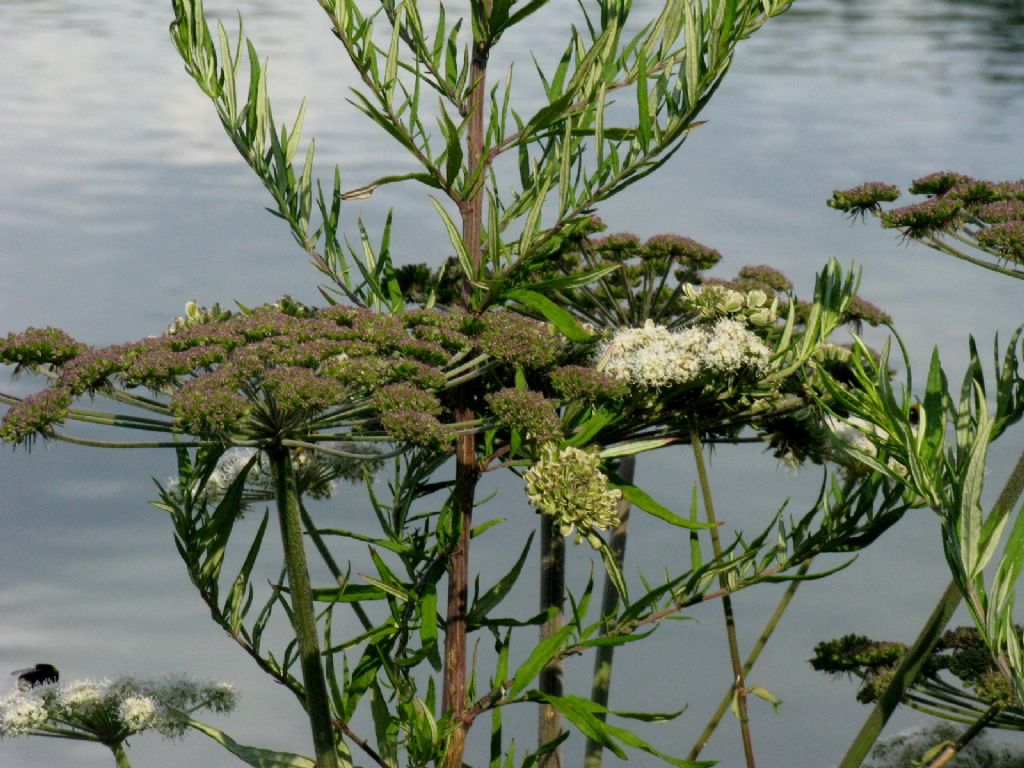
[{"x1": 1, "y1": 0, "x2": 1023, "y2": 766}]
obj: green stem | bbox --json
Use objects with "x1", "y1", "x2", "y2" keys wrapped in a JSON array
[
  {"x1": 688, "y1": 559, "x2": 812, "y2": 760},
  {"x1": 690, "y1": 419, "x2": 757, "y2": 768},
  {"x1": 538, "y1": 511, "x2": 566, "y2": 767},
  {"x1": 584, "y1": 454, "x2": 635, "y2": 768},
  {"x1": 268, "y1": 446, "x2": 339, "y2": 768},
  {"x1": 110, "y1": 742, "x2": 132, "y2": 768},
  {"x1": 839, "y1": 446, "x2": 1024, "y2": 767},
  {"x1": 300, "y1": 501, "x2": 374, "y2": 633},
  {"x1": 925, "y1": 706, "x2": 1000, "y2": 768}
]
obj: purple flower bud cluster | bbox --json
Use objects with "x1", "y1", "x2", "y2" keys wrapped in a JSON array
[
  {"x1": 642, "y1": 234, "x2": 722, "y2": 270},
  {"x1": 1, "y1": 303, "x2": 561, "y2": 447},
  {"x1": 734, "y1": 264, "x2": 793, "y2": 295},
  {"x1": 831, "y1": 173, "x2": 1024, "y2": 266},
  {"x1": 476, "y1": 312, "x2": 558, "y2": 368},
  {"x1": 845, "y1": 296, "x2": 892, "y2": 328},
  {"x1": 378, "y1": 408, "x2": 455, "y2": 451},
  {"x1": 0, "y1": 328, "x2": 83, "y2": 367},
  {"x1": 485, "y1": 388, "x2": 562, "y2": 441},
  {"x1": 549, "y1": 365, "x2": 628, "y2": 403},
  {"x1": 0, "y1": 388, "x2": 72, "y2": 445},
  {"x1": 880, "y1": 196, "x2": 962, "y2": 237},
  {"x1": 908, "y1": 171, "x2": 970, "y2": 196},
  {"x1": 372, "y1": 383, "x2": 442, "y2": 416},
  {"x1": 827, "y1": 182, "x2": 901, "y2": 216},
  {"x1": 975, "y1": 220, "x2": 1024, "y2": 264}
]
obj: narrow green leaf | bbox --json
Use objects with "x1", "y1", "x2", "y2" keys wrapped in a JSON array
[
  {"x1": 600, "y1": 438, "x2": 676, "y2": 458},
  {"x1": 504, "y1": 288, "x2": 593, "y2": 342},
  {"x1": 510, "y1": 624, "x2": 574, "y2": 696},
  {"x1": 185, "y1": 717, "x2": 318, "y2": 767},
  {"x1": 430, "y1": 196, "x2": 474, "y2": 281},
  {"x1": 469, "y1": 533, "x2": 535, "y2": 627},
  {"x1": 613, "y1": 484, "x2": 713, "y2": 530},
  {"x1": 312, "y1": 584, "x2": 389, "y2": 603}
]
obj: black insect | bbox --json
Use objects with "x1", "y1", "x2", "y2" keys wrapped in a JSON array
[{"x1": 12, "y1": 663, "x2": 59, "y2": 690}]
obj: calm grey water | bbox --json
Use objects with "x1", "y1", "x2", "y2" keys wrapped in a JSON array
[{"x1": 1, "y1": 1, "x2": 1023, "y2": 766}]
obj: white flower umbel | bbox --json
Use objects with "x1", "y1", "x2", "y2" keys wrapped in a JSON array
[
  {"x1": 0, "y1": 691, "x2": 47, "y2": 737},
  {"x1": 0, "y1": 675, "x2": 237, "y2": 745},
  {"x1": 117, "y1": 696, "x2": 157, "y2": 732},
  {"x1": 597, "y1": 318, "x2": 771, "y2": 390}
]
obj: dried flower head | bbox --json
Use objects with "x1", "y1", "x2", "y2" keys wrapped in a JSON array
[{"x1": 523, "y1": 443, "x2": 622, "y2": 548}]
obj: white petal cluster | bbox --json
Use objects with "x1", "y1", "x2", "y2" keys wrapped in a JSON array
[
  {"x1": 0, "y1": 691, "x2": 47, "y2": 737},
  {"x1": 597, "y1": 319, "x2": 771, "y2": 389},
  {"x1": 117, "y1": 695, "x2": 157, "y2": 731},
  {"x1": 0, "y1": 676, "x2": 237, "y2": 744}
]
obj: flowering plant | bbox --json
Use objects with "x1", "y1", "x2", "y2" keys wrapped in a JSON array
[
  {"x1": 0, "y1": 1, "x2": 953, "y2": 768},
  {"x1": 0, "y1": 676, "x2": 235, "y2": 768}
]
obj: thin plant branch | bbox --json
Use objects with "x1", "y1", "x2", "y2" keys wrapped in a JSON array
[{"x1": 690, "y1": 416, "x2": 757, "y2": 768}]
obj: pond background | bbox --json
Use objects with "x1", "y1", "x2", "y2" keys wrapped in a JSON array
[{"x1": 1, "y1": 0, "x2": 1023, "y2": 766}]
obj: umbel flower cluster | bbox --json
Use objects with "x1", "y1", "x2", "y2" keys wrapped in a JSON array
[
  {"x1": 829, "y1": 172, "x2": 1024, "y2": 264},
  {"x1": 0, "y1": 676, "x2": 236, "y2": 743},
  {"x1": 524, "y1": 443, "x2": 623, "y2": 548},
  {"x1": 596, "y1": 317, "x2": 772, "y2": 390},
  {"x1": 0, "y1": 304, "x2": 562, "y2": 450}
]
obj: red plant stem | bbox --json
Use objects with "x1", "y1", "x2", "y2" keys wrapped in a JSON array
[{"x1": 443, "y1": 17, "x2": 488, "y2": 764}]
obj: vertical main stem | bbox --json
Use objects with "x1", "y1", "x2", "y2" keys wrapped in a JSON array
[
  {"x1": 110, "y1": 743, "x2": 132, "y2": 768},
  {"x1": 688, "y1": 559, "x2": 812, "y2": 760},
  {"x1": 538, "y1": 512, "x2": 566, "y2": 767},
  {"x1": 444, "y1": 10, "x2": 489, "y2": 765},
  {"x1": 442, "y1": 12, "x2": 489, "y2": 765},
  {"x1": 689, "y1": 421, "x2": 757, "y2": 768},
  {"x1": 268, "y1": 447, "x2": 339, "y2": 768},
  {"x1": 442, "y1": 400, "x2": 480, "y2": 768}
]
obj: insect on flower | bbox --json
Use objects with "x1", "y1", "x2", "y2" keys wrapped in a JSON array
[{"x1": 11, "y1": 663, "x2": 59, "y2": 690}]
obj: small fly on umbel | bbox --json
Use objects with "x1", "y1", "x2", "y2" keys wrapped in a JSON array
[{"x1": 11, "y1": 663, "x2": 59, "y2": 690}]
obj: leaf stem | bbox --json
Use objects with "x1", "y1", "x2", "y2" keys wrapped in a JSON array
[
  {"x1": 689, "y1": 417, "x2": 757, "y2": 768},
  {"x1": 688, "y1": 559, "x2": 812, "y2": 760}
]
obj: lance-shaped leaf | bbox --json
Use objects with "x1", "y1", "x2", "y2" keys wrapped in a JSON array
[
  {"x1": 533, "y1": 693, "x2": 712, "y2": 767},
  {"x1": 505, "y1": 288, "x2": 593, "y2": 342},
  {"x1": 611, "y1": 483, "x2": 714, "y2": 530},
  {"x1": 185, "y1": 717, "x2": 322, "y2": 768},
  {"x1": 509, "y1": 624, "x2": 574, "y2": 697},
  {"x1": 468, "y1": 533, "x2": 534, "y2": 628}
]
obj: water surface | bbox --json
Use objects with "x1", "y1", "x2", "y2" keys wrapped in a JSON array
[{"x1": 1, "y1": 1, "x2": 1023, "y2": 766}]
